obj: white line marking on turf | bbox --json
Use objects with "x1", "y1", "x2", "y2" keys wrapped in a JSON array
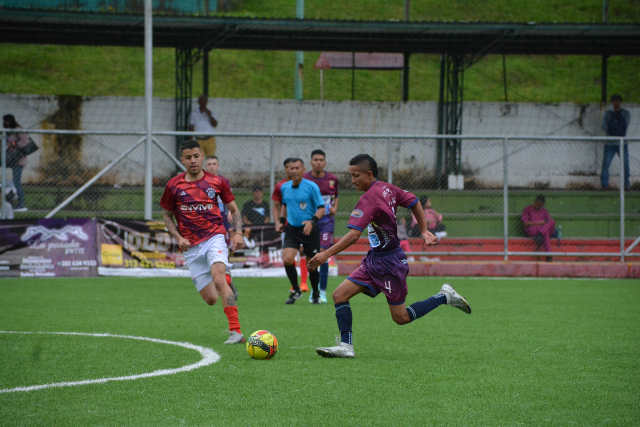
[{"x1": 0, "y1": 331, "x2": 220, "y2": 394}]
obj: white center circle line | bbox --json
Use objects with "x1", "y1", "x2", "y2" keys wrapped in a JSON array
[{"x1": 0, "y1": 331, "x2": 221, "y2": 394}]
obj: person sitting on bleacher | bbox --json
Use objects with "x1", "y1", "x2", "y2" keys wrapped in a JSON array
[
  {"x1": 521, "y1": 195, "x2": 558, "y2": 260},
  {"x1": 409, "y1": 196, "x2": 447, "y2": 238}
]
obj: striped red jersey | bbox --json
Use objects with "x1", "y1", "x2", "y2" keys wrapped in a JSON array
[{"x1": 160, "y1": 171, "x2": 234, "y2": 245}]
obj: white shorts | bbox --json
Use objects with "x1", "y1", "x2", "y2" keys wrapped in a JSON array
[{"x1": 183, "y1": 234, "x2": 232, "y2": 292}]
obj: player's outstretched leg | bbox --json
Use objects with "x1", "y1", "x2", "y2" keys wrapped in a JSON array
[{"x1": 439, "y1": 283, "x2": 472, "y2": 314}]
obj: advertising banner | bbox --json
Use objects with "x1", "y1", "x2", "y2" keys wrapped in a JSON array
[
  {"x1": 0, "y1": 218, "x2": 287, "y2": 278},
  {"x1": 0, "y1": 218, "x2": 98, "y2": 277},
  {"x1": 96, "y1": 219, "x2": 185, "y2": 270},
  {"x1": 230, "y1": 224, "x2": 283, "y2": 268},
  {"x1": 97, "y1": 219, "x2": 283, "y2": 271}
]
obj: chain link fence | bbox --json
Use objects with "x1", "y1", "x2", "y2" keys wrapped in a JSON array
[{"x1": 2, "y1": 130, "x2": 639, "y2": 260}]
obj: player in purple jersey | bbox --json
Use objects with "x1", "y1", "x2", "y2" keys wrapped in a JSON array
[
  {"x1": 309, "y1": 154, "x2": 471, "y2": 358},
  {"x1": 303, "y1": 149, "x2": 339, "y2": 303}
]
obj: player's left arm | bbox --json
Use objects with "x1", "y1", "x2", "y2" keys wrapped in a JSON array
[
  {"x1": 411, "y1": 202, "x2": 437, "y2": 246},
  {"x1": 226, "y1": 200, "x2": 245, "y2": 251},
  {"x1": 308, "y1": 228, "x2": 360, "y2": 269}
]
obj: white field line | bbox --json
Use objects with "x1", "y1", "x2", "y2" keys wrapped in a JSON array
[{"x1": 0, "y1": 331, "x2": 220, "y2": 394}]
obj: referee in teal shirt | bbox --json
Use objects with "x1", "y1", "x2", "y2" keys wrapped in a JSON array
[{"x1": 275, "y1": 158, "x2": 325, "y2": 304}]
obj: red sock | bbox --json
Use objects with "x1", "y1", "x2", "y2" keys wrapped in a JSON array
[
  {"x1": 300, "y1": 256, "x2": 308, "y2": 284},
  {"x1": 223, "y1": 306, "x2": 241, "y2": 334},
  {"x1": 225, "y1": 272, "x2": 232, "y2": 286}
]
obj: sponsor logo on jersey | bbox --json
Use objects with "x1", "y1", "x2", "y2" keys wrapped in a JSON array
[
  {"x1": 180, "y1": 203, "x2": 214, "y2": 212},
  {"x1": 351, "y1": 209, "x2": 364, "y2": 218},
  {"x1": 206, "y1": 188, "x2": 217, "y2": 199}
]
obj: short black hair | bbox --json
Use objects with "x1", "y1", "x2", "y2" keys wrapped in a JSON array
[
  {"x1": 283, "y1": 157, "x2": 293, "y2": 167},
  {"x1": 611, "y1": 94, "x2": 622, "y2": 102},
  {"x1": 535, "y1": 194, "x2": 545, "y2": 203},
  {"x1": 311, "y1": 149, "x2": 326, "y2": 158},
  {"x1": 349, "y1": 154, "x2": 378, "y2": 178},
  {"x1": 180, "y1": 139, "x2": 201, "y2": 153},
  {"x1": 252, "y1": 185, "x2": 262, "y2": 192},
  {"x1": 289, "y1": 158, "x2": 304, "y2": 166},
  {"x1": 206, "y1": 155, "x2": 218, "y2": 161}
]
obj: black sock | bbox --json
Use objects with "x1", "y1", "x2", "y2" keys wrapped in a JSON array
[
  {"x1": 309, "y1": 269, "x2": 320, "y2": 296},
  {"x1": 285, "y1": 264, "x2": 299, "y2": 292},
  {"x1": 335, "y1": 302, "x2": 353, "y2": 345}
]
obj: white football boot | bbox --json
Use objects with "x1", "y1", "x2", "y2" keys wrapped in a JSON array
[
  {"x1": 316, "y1": 338, "x2": 355, "y2": 358},
  {"x1": 439, "y1": 283, "x2": 471, "y2": 314},
  {"x1": 223, "y1": 331, "x2": 245, "y2": 344}
]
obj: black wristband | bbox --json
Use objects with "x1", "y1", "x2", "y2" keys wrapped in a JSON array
[
  {"x1": 279, "y1": 217, "x2": 286, "y2": 225},
  {"x1": 310, "y1": 216, "x2": 319, "y2": 224}
]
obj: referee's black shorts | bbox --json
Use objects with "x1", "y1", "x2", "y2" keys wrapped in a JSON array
[{"x1": 283, "y1": 223, "x2": 320, "y2": 259}]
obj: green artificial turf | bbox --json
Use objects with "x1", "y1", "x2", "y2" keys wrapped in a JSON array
[{"x1": 0, "y1": 276, "x2": 638, "y2": 425}]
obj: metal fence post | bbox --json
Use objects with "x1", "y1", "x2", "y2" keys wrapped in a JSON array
[
  {"x1": 1, "y1": 131, "x2": 6, "y2": 220},
  {"x1": 269, "y1": 135, "x2": 275, "y2": 221},
  {"x1": 620, "y1": 137, "x2": 625, "y2": 262},
  {"x1": 503, "y1": 137, "x2": 509, "y2": 261},
  {"x1": 387, "y1": 137, "x2": 393, "y2": 184}
]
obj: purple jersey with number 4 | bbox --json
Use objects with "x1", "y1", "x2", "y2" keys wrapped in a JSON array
[{"x1": 348, "y1": 181, "x2": 418, "y2": 253}]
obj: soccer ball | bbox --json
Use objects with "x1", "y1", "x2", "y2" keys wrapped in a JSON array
[{"x1": 246, "y1": 330, "x2": 278, "y2": 360}]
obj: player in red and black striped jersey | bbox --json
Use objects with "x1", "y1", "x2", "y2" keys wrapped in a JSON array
[{"x1": 161, "y1": 140, "x2": 246, "y2": 344}]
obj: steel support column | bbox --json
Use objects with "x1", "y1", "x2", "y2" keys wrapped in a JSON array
[
  {"x1": 175, "y1": 47, "x2": 197, "y2": 156},
  {"x1": 437, "y1": 53, "x2": 464, "y2": 188}
]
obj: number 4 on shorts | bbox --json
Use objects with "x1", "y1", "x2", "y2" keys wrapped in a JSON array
[{"x1": 384, "y1": 281, "x2": 392, "y2": 292}]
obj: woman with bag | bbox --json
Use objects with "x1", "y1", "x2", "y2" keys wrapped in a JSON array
[{"x1": 3, "y1": 114, "x2": 29, "y2": 212}]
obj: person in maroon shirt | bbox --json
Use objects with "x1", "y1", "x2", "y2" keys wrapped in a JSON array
[
  {"x1": 303, "y1": 149, "x2": 340, "y2": 303},
  {"x1": 309, "y1": 154, "x2": 471, "y2": 358},
  {"x1": 161, "y1": 140, "x2": 246, "y2": 345}
]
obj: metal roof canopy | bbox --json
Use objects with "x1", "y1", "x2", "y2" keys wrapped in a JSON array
[{"x1": 1, "y1": 10, "x2": 640, "y2": 55}]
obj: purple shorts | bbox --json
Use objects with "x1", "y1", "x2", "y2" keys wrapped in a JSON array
[
  {"x1": 318, "y1": 220, "x2": 334, "y2": 249},
  {"x1": 347, "y1": 247, "x2": 409, "y2": 305}
]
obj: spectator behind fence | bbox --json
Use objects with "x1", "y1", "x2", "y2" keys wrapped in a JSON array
[
  {"x1": 242, "y1": 185, "x2": 270, "y2": 225},
  {"x1": 189, "y1": 95, "x2": 218, "y2": 158},
  {"x1": 601, "y1": 94, "x2": 630, "y2": 190},
  {"x1": 521, "y1": 195, "x2": 558, "y2": 261},
  {"x1": 3, "y1": 114, "x2": 28, "y2": 212},
  {"x1": 410, "y1": 196, "x2": 446, "y2": 238}
]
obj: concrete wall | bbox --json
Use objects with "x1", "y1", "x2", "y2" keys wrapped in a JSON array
[{"x1": 1, "y1": 94, "x2": 637, "y2": 188}]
